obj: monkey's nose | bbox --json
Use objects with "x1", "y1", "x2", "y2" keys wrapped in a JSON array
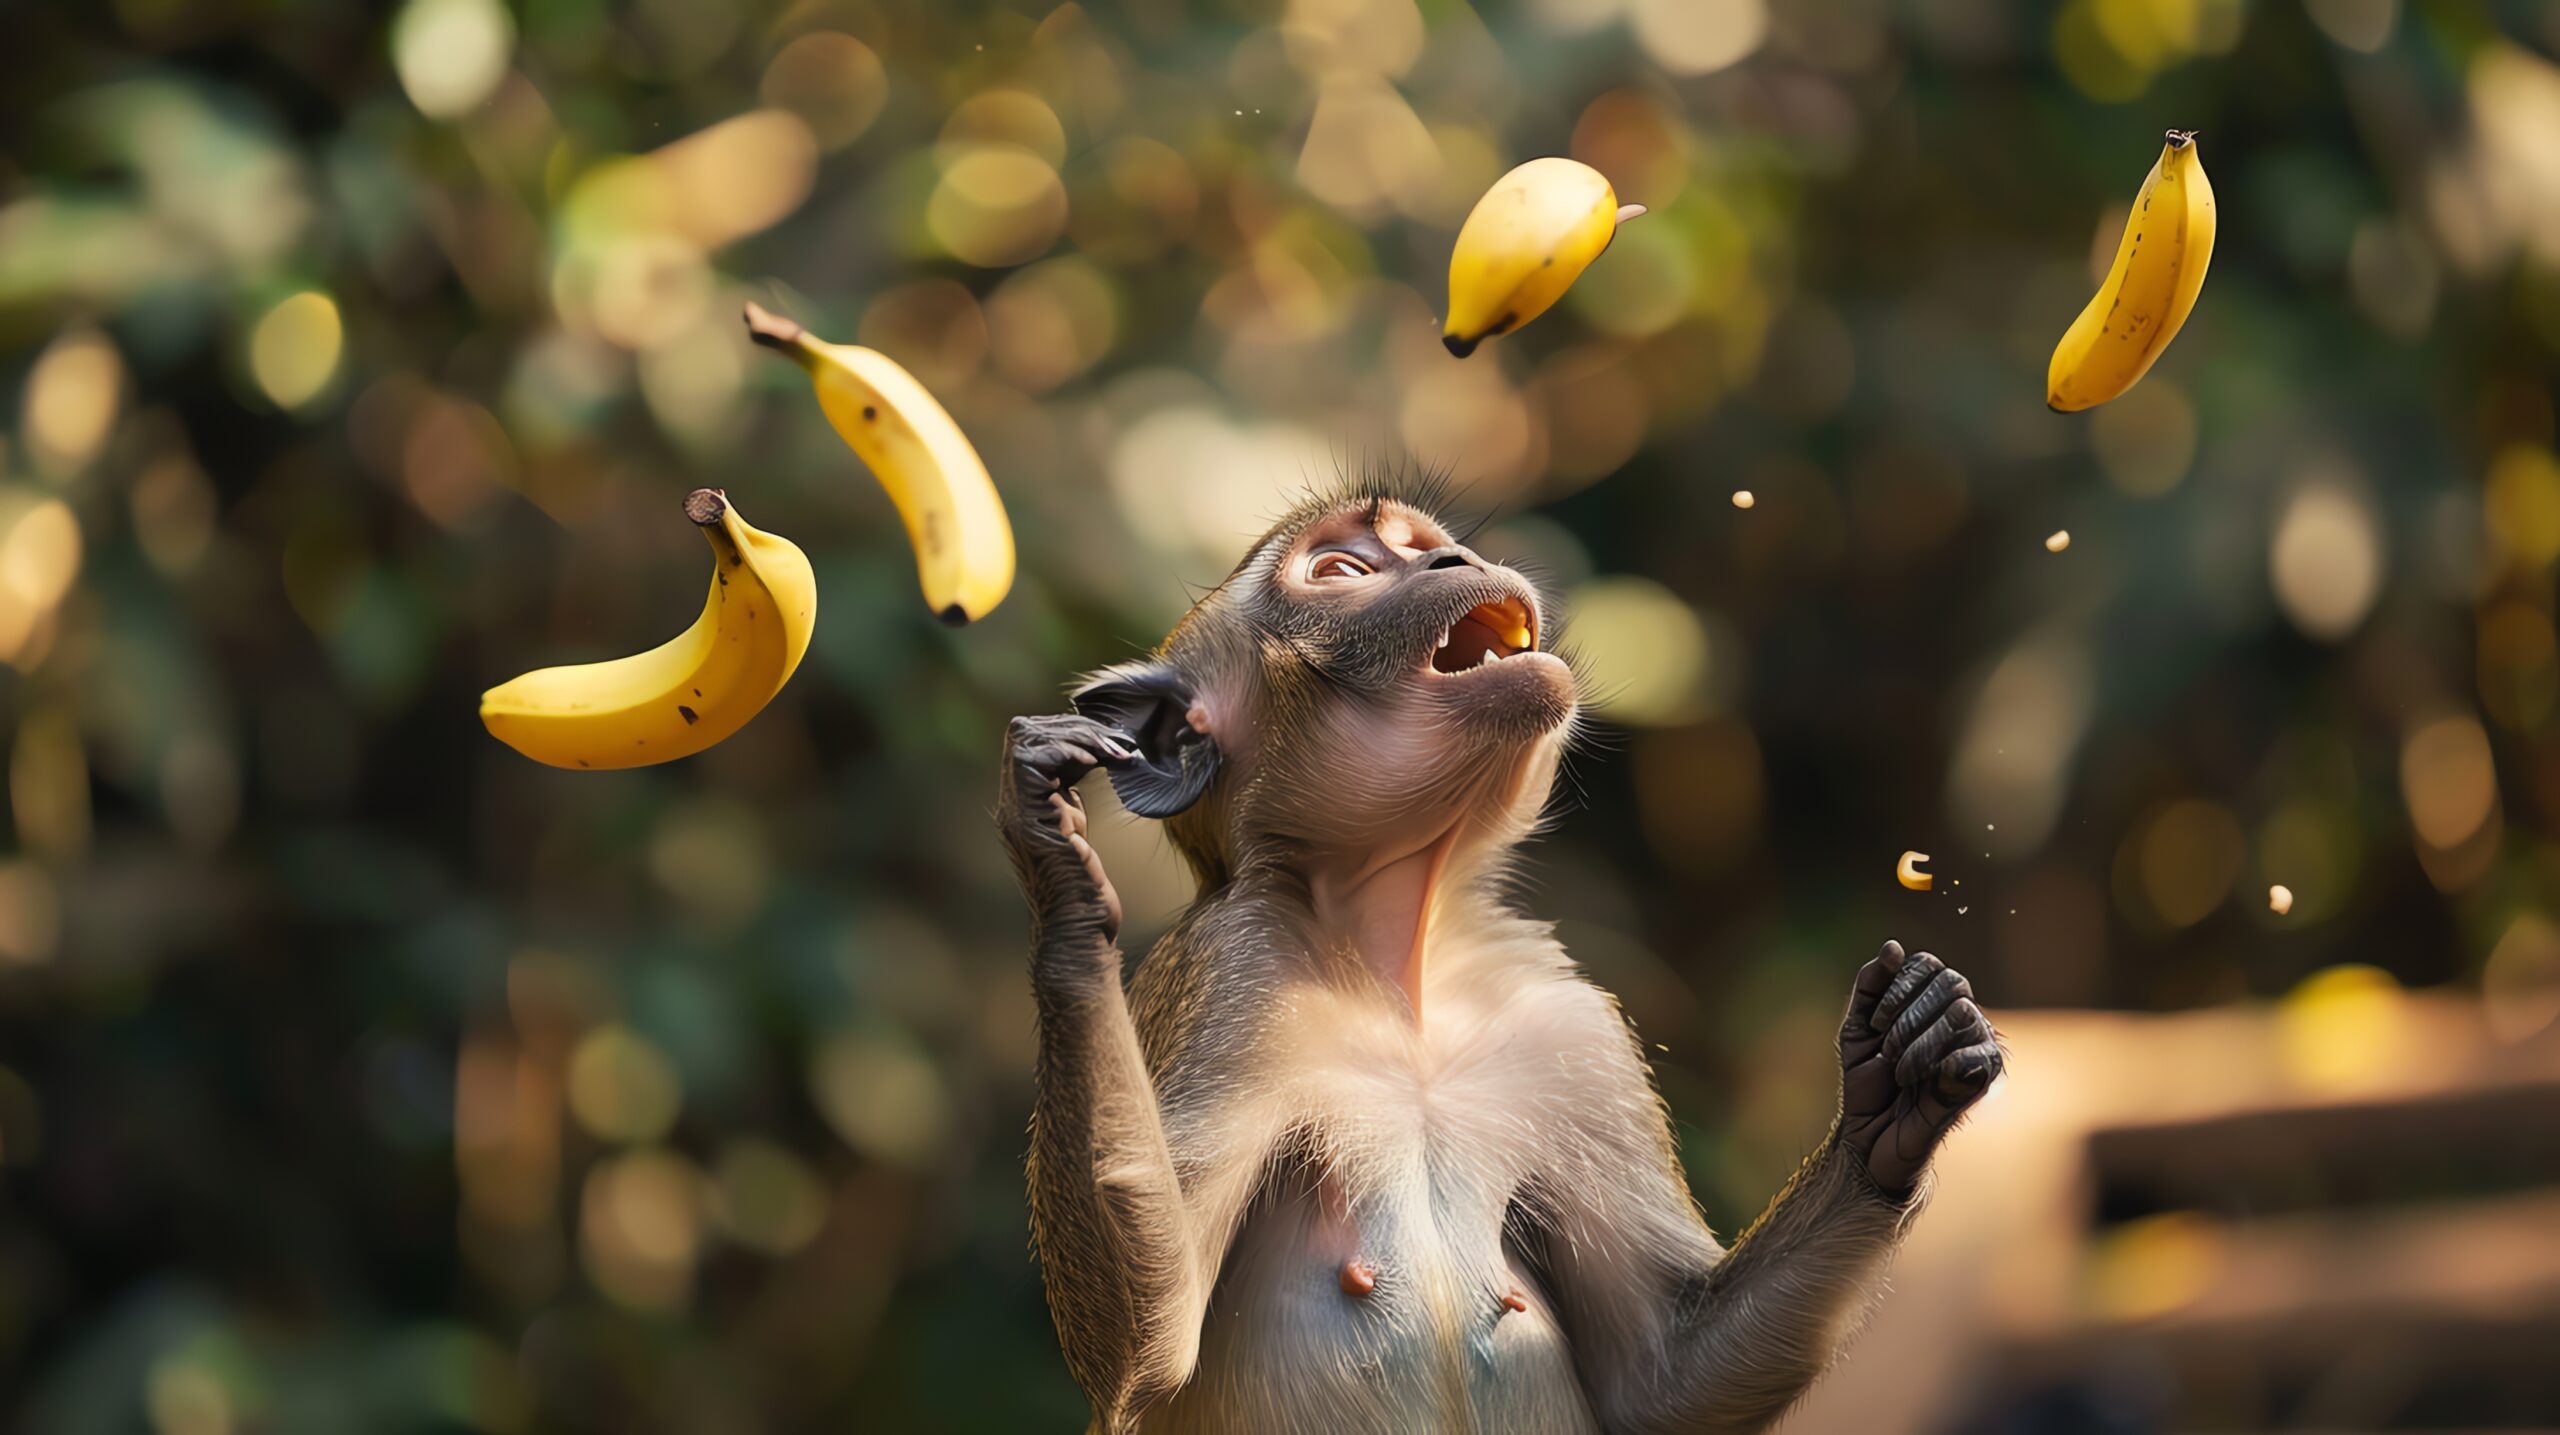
[{"x1": 1419, "y1": 548, "x2": 1479, "y2": 572}]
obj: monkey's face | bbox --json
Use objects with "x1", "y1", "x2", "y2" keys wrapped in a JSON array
[
  {"x1": 1256, "y1": 501, "x2": 1572, "y2": 724},
  {"x1": 1087, "y1": 491, "x2": 1580, "y2": 877},
  {"x1": 1215, "y1": 497, "x2": 1577, "y2": 847}
]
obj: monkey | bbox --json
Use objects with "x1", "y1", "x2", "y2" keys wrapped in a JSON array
[{"x1": 996, "y1": 475, "x2": 2004, "y2": 1435}]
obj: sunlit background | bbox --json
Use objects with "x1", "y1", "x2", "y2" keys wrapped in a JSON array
[{"x1": 4, "y1": 0, "x2": 2560, "y2": 1430}]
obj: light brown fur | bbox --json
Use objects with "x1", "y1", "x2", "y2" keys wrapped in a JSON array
[{"x1": 998, "y1": 478, "x2": 2002, "y2": 1433}]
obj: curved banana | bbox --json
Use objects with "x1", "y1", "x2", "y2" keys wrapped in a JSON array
[
  {"x1": 2047, "y1": 130, "x2": 2216, "y2": 413},
  {"x1": 1443, "y1": 157, "x2": 1645, "y2": 359},
  {"x1": 744, "y1": 302, "x2": 1014, "y2": 624},
  {"x1": 481, "y1": 489, "x2": 817, "y2": 770}
]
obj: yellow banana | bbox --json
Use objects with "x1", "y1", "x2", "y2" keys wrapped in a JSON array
[
  {"x1": 481, "y1": 489, "x2": 816, "y2": 770},
  {"x1": 2047, "y1": 130, "x2": 2216, "y2": 413},
  {"x1": 744, "y1": 302, "x2": 1014, "y2": 624},
  {"x1": 1443, "y1": 157, "x2": 1645, "y2": 358}
]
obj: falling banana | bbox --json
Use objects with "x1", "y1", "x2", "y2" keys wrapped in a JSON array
[
  {"x1": 2046, "y1": 130, "x2": 2217, "y2": 413},
  {"x1": 744, "y1": 302, "x2": 1014, "y2": 624},
  {"x1": 1443, "y1": 157, "x2": 1645, "y2": 358},
  {"x1": 481, "y1": 489, "x2": 817, "y2": 770}
]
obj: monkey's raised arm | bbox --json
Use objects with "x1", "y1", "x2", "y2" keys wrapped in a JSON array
[
  {"x1": 998, "y1": 711, "x2": 1255, "y2": 1428},
  {"x1": 1550, "y1": 942, "x2": 2000, "y2": 1435}
]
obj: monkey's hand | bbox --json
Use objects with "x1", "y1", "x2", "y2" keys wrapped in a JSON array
[
  {"x1": 1836, "y1": 940, "x2": 2002, "y2": 1195},
  {"x1": 998, "y1": 713, "x2": 1139, "y2": 962}
]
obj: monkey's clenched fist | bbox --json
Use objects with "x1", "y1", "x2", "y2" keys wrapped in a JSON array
[
  {"x1": 1837, "y1": 940, "x2": 2002, "y2": 1194},
  {"x1": 998, "y1": 713, "x2": 1137, "y2": 951}
]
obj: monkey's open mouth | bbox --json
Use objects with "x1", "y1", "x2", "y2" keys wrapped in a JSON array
[{"x1": 1430, "y1": 595, "x2": 1536, "y2": 674}]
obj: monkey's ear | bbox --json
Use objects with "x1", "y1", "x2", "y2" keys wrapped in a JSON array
[{"x1": 1072, "y1": 663, "x2": 1221, "y2": 819}]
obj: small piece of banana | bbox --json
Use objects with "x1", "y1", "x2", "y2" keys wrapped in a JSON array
[
  {"x1": 1896, "y1": 851, "x2": 1934, "y2": 892},
  {"x1": 745, "y1": 302, "x2": 1014, "y2": 624},
  {"x1": 482, "y1": 489, "x2": 816, "y2": 770},
  {"x1": 1443, "y1": 158, "x2": 1644, "y2": 359},
  {"x1": 2047, "y1": 131, "x2": 2217, "y2": 413}
]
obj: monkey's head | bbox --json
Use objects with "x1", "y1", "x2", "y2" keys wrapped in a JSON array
[{"x1": 1075, "y1": 478, "x2": 1579, "y2": 886}]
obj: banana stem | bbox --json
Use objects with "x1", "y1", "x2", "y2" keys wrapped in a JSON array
[
  {"x1": 742, "y1": 301, "x2": 818, "y2": 371},
  {"x1": 687, "y1": 487, "x2": 744, "y2": 565}
]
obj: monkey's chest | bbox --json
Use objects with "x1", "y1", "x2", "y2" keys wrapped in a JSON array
[{"x1": 1148, "y1": 1113, "x2": 1602, "y2": 1434}]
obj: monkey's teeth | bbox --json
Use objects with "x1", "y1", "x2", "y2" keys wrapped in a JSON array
[
  {"x1": 1481, "y1": 648, "x2": 1500, "y2": 668},
  {"x1": 1437, "y1": 629, "x2": 1451, "y2": 649}
]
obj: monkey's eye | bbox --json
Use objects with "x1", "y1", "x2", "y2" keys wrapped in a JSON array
[{"x1": 1310, "y1": 553, "x2": 1373, "y2": 580}]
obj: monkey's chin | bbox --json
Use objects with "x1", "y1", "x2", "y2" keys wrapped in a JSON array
[{"x1": 1428, "y1": 650, "x2": 1577, "y2": 738}]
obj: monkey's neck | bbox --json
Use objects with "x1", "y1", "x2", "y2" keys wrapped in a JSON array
[{"x1": 1304, "y1": 826, "x2": 1463, "y2": 1025}]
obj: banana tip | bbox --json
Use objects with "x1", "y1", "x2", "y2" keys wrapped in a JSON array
[
  {"x1": 1442, "y1": 332, "x2": 1480, "y2": 360},
  {"x1": 684, "y1": 488, "x2": 729, "y2": 526},
  {"x1": 1615, "y1": 203, "x2": 1647, "y2": 224},
  {"x1": 937, "y1": 603, "x2": 972, "y2": 627}
]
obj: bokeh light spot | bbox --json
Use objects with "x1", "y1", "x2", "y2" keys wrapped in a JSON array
[
  {"x1": 926, "y1": 146, "x2": 1068, "y2": 268},
  {"x1": 1630, "y1": 0, "x2": 1766, "y2": 74},
  {"x1": 2482, "y1": 913, "x2": 2560, "y2": 1042},
  {"x1": 24, "y1": 325, "x2": 125, "y2": 478},
  {"x1": 0, "y1": 860, "x2": 62, "y2": 965},
  {"x1": 2084, "y1": 1211, "x2": 2224, "y2": 1320},
  {"x1": 710, "y1": 1138, "x2": 829, "y2": 1255},
  {"x1": 1, "y1": 497, "x2": 83, "y2": 611},
  {"x1": 987, "y1": 257, "x2": 1119, "y2": 393},
  {"x1": 579, "y1": 1149, "x2": 703, "y2": 1311},
  {"x1": 941, "y1": 89, "x2": 1067, "y2": 168},
  {"x1": 2279, "y1": 963, "x2": 2410, "y2": 1093},
  {"x1": 2306, "y1": 0, "x2": 2398, "y2": 53},
  {"x1": 567, "y1": 1025, "x2": 683, "y2": 1144},
  {"x1": 811, "y1": 1028, "x2": 949, "y2": 1169},
  {"x1": 759, "y1": 32, "x2": 887, "y2": 151},
  {"x1": 2091, "y1": 380, "x2": 2196, "y2": 496},
  {"x1": 248, "y1": 290, "x2": 345, "y2": 410},
  {"x1": 2133, "y1": 798, "x2": 2245, "y2": 928},
  {"x1": 2270, "y1": 476, "x2": 2382, "y2": 640},
  {"x1": 1566, "y1": 576, "x2": 1718, "y2": 727},
  {"x1": 2399, "y1": 713, "x2": 2497, "y2": 851},
  {"x1": 145, "y1": 1358, "x2": 234, "y2": 1435},
  {"x1": 2484, "y1": 442, "x2": 2560, "y2": 566},
  {"x1": 392, "y1": 0, "x2": 515, "y2": 120}
]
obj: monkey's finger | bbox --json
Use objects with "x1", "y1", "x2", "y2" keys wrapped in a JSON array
[
  {"x1": 1049, "y1": 792, "x2": 1088, "y2": 840},
  {"x1": 1844, "y1": 941, "x2": 1899, "y2": 1018},
  {"x1": 1840, "y1": 942, "x2": 1900, "y2": 1062},
  {"x1": 1066, "y1": 832, "x2": 1123, "y2": 938},
  {"x1": 1892, "y1": 997, "x2": 1985, "y2": 1089},
  {"x1": 1016, "y1": 742, "x2": 1101, "y2": 793},
  {"x1": 1841, "y1": 1041, "x2": 1896, "y2": 1122},
  {"x1": 1881, "y1": 968, "x2": 1971, "y2": 1061},
  {"x1": 1930, "y1": 1040, "x2": 2003, "y2": 1109},
  {"x1": 1947, "y1": 996, "x2": 1994, "y2": 1047},
  {"x1": 1870, "y1": 950, "x2": 1947, "y2": 1033}
]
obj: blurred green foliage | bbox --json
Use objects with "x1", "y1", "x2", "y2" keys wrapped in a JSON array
[{"x1": 3, "y1": 0, "x2": 2560, "y2": 1430}]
